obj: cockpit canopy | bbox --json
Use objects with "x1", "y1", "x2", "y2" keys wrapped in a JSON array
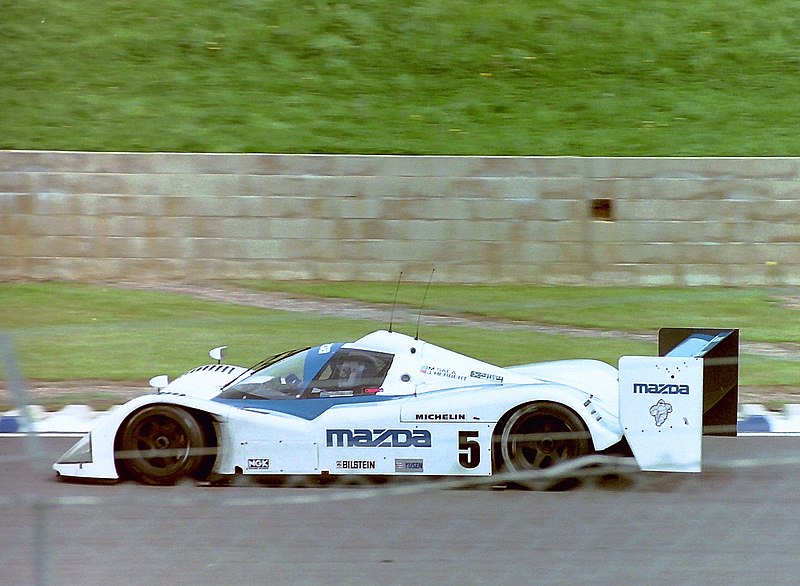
[{"x1": 217, "y1": 343, "x2": 394, "y2": 401}]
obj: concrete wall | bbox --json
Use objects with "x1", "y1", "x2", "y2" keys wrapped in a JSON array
[{"x1": 1, "y1": 151, "x2": 799, "y2": 285}]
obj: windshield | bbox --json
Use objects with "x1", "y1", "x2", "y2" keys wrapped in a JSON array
[{"x1": 217, "y1": 343, "x2": 393, "y2": 400}]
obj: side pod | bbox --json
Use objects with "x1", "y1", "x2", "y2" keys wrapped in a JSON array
[{"x1": 618, "y1": 329, "x2": 739, "y2": 473}]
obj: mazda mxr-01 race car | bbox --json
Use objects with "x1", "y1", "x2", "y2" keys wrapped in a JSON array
[{"x1": 54, "y1": 328, "x2": 738, "y2": 486}]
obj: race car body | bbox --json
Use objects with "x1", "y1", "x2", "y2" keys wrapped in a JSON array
[{"x1": 54, "y1": 328, "x2": 738, "y2": 485}]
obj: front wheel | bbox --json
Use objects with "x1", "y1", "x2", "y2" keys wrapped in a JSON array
[
  {"x1": 496, "y1": 402, "x2": 591, "y2": 485},
  {"x1": 117, "y1": 406, "x2": 209, "y2": 485}
]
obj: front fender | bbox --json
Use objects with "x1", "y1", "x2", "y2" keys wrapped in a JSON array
[{"x1": 53, "y1": 394, "x2": 236, "y2": 481}]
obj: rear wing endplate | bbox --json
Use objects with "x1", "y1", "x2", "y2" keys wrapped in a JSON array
[{"x1": 618, "y1": 328, "x2": 738, "y2": 473}]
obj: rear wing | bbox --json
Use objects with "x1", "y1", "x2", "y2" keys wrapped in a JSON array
[{"x1": 618, "y1": 328, "x2": 739, "y2": 473}]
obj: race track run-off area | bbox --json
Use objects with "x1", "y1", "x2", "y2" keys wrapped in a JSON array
[{"x1": 2, "y1": 435, "x2": 800, "y2": 585}]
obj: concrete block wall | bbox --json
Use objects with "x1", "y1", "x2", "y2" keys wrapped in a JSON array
[{"x1": 1, "y1": 151, "x2": 799, "y2": 285}]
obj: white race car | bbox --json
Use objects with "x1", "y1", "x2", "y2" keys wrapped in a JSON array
[{"x1": 54, "y1": 328, "x2": 738, "y2": 486}]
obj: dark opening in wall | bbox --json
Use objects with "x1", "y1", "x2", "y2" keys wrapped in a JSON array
[{"x1": 590, "y1": 198, "x2": 614, "y2": 221}]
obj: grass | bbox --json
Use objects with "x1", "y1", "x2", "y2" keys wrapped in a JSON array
[
  {"x1": 0, "y1": 283, "x2": 386, "y2": 380},
  {"x1": 2, "y1": 282, "x2": 651, "y2": 380},
  {"x1": 237, "y1": 280, "x2": 800, "y2": 343},
  {"x1": 0, "y1": 283, "x2": 797, "y2": 408},
  {"x1": 4, "y1": 0, "x2": 800, "y2": 154}
]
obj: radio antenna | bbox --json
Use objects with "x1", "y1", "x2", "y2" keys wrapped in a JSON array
[
  {"x1": 415, "y1": 268, "x2": 435, "y2": 340},
  {"x1": 388, "y1": 271, "x2": 403, "y2": 333}
]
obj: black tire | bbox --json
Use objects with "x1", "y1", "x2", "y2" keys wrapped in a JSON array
[
  {"x1": 497, "y1": 402, "x2": 591, "y2": 475},
  {"x1": 117, "y1": 405, "x2": 209, "y2": 486}
]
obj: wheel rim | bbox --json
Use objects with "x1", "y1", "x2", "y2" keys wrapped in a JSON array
[
  {"x1": 509, "y1": 415, "x2": 570, "y2": 469},
  {"x1": 129, "y1": 413, "x2": 191, "y2": 473},
  {"x1": 500, "y1": 404, "x2": 589, "y2": 472},
  {"x1": 118, "y1": 406, "x2": 206, "y2": 484}
]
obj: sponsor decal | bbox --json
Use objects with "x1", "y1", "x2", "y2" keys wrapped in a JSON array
[
  {"x1": 336, "y1": 460, "x2": 376, "y2": 470},
  {"x1": 415, "y1": 413, "x2": 466, "y2": 421},
  {"x1": 470, "y1": 370, "x2": 504, "y2": 384},
  {"x1": 458, "y1": 431, "x2": 480, "y2": 469},
  {"x1": 395, "y1": 459, "x2": 424, "y2": 472},
  {"x1": 650, "y1": 399, "x2": 673, "y2": 427},
  {"x1": 326, "y1": 428, "x2": 432, "y2": 448},
  {"x1": 319, "y1": 390, "x2": 354, "y2": 397},
  {"x1": 633, "y1": 383, "x2": 689, "y2": 395},
  {"x1": 419, "y1": 365, "x2": 467, "y2": 382},
  {"x1": 247, "y1": 458, "x2": 270, "y2": 470}
]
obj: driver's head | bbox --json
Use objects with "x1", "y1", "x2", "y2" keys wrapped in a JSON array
[
  {"x1": 332, "y1": 357, "x2": 365, "y2": 384},
  {"x1": 333, "y1": 359, "x2": 353, "y2": 378}
]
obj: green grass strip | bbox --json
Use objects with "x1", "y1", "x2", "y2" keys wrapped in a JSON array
[{"x1": 4, "y1": 1, "x2": 800, "y2": 154}]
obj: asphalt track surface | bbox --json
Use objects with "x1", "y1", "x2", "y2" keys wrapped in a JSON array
[{"x1": 2, "y1": 436, "x2": 800, "y2": 586}]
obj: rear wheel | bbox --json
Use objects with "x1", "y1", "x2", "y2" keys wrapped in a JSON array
[
  {"x1": 117, "y1": 406, "x2": 209, "y2": 485},
  {"x1": 496, "y1": 402, "x2": 591, "y2": 488}
]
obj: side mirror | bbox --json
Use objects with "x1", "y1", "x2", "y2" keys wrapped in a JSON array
[
  {"x1": 209, "y1": 346, "x2": 227, "y2": 363},
  {"x1": 149, "y1": 375, "x2": 170, "y2": 392}
]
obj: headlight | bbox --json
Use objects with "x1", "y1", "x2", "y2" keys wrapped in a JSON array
[{"x1": 57, "y1": 433, "x2": 92, "y2": 464}]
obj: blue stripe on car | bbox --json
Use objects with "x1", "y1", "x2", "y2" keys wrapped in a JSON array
[{"x1": 212, "y1": 395, "x2": 399, "y2": 420}]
